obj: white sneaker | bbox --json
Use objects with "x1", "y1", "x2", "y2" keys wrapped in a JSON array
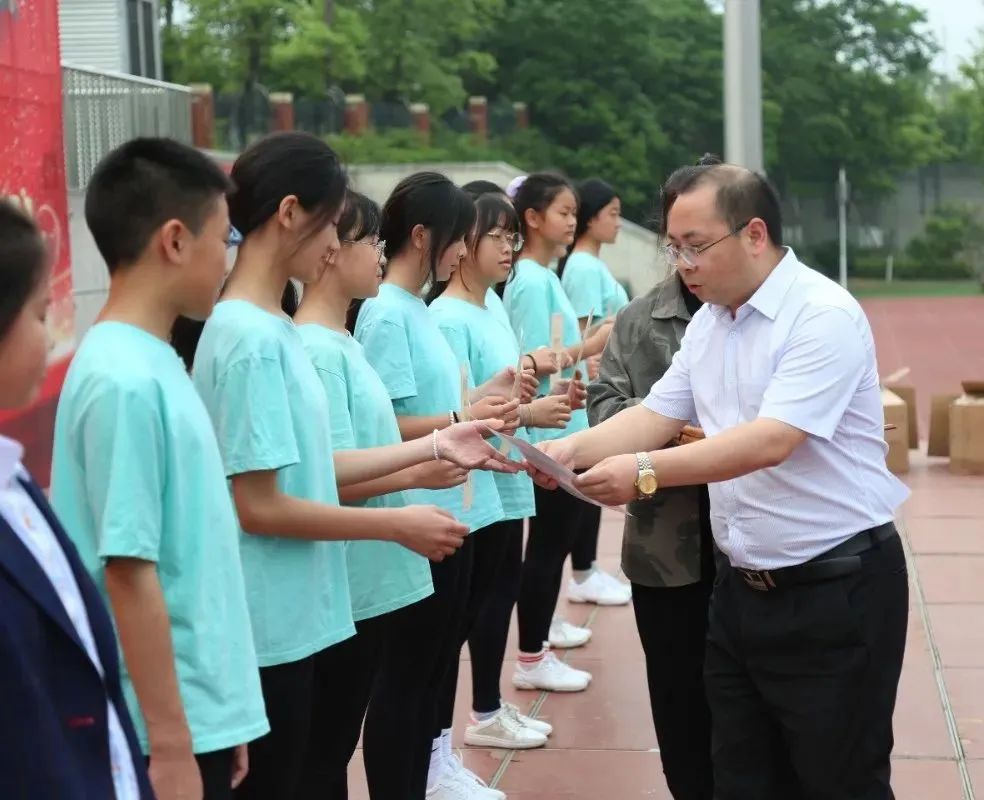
[
  {"x1": 567, "y1": 569, "x2": 632, "y2": 606},
  {"x1": 512, "y1": 650, "x2": 592, "y2": 692},
  {"x1": 465, "y1": 707, "x2": 547, "y2": 750},
  {"x1": 443, "y1": 754, "x2": 506, "y2": 799},
  {"x1": 501, "y1": 701, "x2": 553, "y2": 737},
  {"x1": 427, "y1": 772, "x2": 503, "y2": 800},
  {"x1": 549, "y1": 617, "x2": 592, "y2": 648}
]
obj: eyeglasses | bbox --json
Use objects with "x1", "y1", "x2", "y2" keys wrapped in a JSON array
[
  {"x1": 486, "y1": 230, "x2": 524, "y2": 253},
  {"x1": 341, "y1": 238, "x2": 387, "y2": 262},
  {"x1": 661, "y1": 221, "x2": 749, "y2": 267},
  {"x1": 225, "y1": 226, "x2": 243, "y2": 249}
]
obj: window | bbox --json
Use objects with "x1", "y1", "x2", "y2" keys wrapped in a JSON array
[{"x1": 126, "y1": 0, "x2": 159, "y2": 79}]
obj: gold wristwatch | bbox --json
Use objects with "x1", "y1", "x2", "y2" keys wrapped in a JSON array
[{"x1": 634, "y1": 452, "x2": 658, "y2": 499}]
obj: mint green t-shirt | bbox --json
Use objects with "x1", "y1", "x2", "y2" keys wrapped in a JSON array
[
  {"x1": 429, "y1": 295, "x2": 535, "y2": 522},
  {"x1": 193, "y1": 300, "x2": 354, "y2": 667},
  {"x1": 297, "y1": 323, "x2": 434, "y2": 621},
  {"x1": 50, "y1": 322, "x2": 269, "y2": 754},
  {"x1": 355, "y1": 283, "x2": 504, "y2": 532},
  {"x1": 561, "y1": 251, "x2": 629, "y2": 319},
  {"x1": 503, "y1": 259, "x2": 589, "y2": 442},
  {"x1": 485, "y1": 287, "x2": 512, "y2": 332}
]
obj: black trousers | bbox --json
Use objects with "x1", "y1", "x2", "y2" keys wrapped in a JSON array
[
  {"x1": 570, "y1": 502, "x2": 602, "y2": 572},
  {"x1": 517, "y1": 486, "x2": 585, "y2": 653},
  {"x1": 705, "y1": 531, "x2": 909, "y2": 800},
  {"x1": 632, "y1": 581, "x2": 714, "y2": 800},
  {"x1": 469, "y1": 520, "x2": 524, "y2": 713},
  {"x1": 235, "y1": 655, "x2": 317, "y2": 800},
  {"x1": 436, "y1": 520, "x2": 518, "y2": 730},
  {"x1": 148, "y1": 748, "x2": 235, "y2": 800},
  {"x1": 298, "y1": 614, "x2": 384, "y2": 800},
  {"x1": 408, "y1": 538, "x2": 476, "y2": 799}
]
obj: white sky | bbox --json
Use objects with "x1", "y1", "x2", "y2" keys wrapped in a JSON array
[{"x1": 911, "y1": 0, "x2": 984, "y2": 74}]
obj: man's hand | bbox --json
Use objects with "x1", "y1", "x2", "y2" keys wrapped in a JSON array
[
  {"x1": 394, "y1": 506, "x2": 469, "y2": 561},
  {"x1": 674, "y1": 425, "x2": 705, "y2": 446},
  {"x1": 148, "y1": 745, "x2": 203, "y2": 800},
  {"x1": 231, "y1": 744, "x2": 249, "y2": 789},
  {"x1": 573, "y1": 453, "x2": 639, "y2": 506},
  {"x1": 527, "y1": 438, "x2": 578, "y2": 490}
]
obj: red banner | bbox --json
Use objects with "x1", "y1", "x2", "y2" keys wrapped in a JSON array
[{"x1": 0, "y1": 0, "x2": 74, "y2": 485}]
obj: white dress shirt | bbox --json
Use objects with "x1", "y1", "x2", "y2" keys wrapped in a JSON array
[
  {"x1": 0, "y1": 435, "x2": 140, "y2": 799},
  {"x1": 643, "y1": 249, "x2": 909, "y2": 570}
]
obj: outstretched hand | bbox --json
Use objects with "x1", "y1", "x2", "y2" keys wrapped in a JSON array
[{"x1": 437, "y1": 420, "x2": 522, "y2": 473}]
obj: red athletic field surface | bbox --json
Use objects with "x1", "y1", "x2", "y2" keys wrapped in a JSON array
[{"x1": 347, "y1": 296, "x2": 984, "y2": 799}]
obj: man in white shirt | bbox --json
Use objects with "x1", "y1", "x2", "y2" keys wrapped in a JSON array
[{"x1": 535, "y1": 159, "x2": 909, "y2": 799}]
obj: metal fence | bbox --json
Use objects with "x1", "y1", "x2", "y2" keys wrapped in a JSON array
[{"x1": 62, "y1": 64, "x2": 193, "y2": 191}]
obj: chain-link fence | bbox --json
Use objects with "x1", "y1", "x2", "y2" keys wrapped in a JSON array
[{"x1": 62, "y1": 64, "x2": 193, "y2": 191}]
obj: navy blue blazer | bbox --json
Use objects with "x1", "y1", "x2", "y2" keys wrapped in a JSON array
[{"x1": 0, "y1": 471, "x2": 153, "y2": 799}]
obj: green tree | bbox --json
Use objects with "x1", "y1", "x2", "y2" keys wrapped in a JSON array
[
  {"x1": 761, "y1": 0, "x2": 945, "y2": 198},
  {"x1": 344, "y1": 0, "x2": 501, "y2": 114}
]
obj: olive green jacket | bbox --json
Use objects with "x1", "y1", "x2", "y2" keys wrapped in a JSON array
[{"x1": 587, "y1": 274, "x2": 707, "y2": 588}]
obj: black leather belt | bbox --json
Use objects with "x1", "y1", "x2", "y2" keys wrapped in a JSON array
[{"x1": 734, "y1": 523, "x2": 897, "y2": 593}]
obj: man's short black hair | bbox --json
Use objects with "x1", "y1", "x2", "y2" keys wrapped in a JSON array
[
  {"x1": 85, "y1": 137, "x2": 233, "y2": 273},
  {"x1": 656, "y1": 153, "x2": 783, "y2": 246}
]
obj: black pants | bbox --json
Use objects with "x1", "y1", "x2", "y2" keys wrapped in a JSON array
[
  {"x1": 234, "y1": 655, "x2": 316, "y2": 800},
  {"x1": 705, "y1": 531, "x2": 909, "y2": 800},
  {"x1": 469, "y1": 520, "x2": 524, "y2": 713},
  {"x1": 408, "y1": 539, "x2": 476, "y2": 799},
  {"x1": 298, "y1": 614, "x2": 385, "y2": 800},
  {"x1": 436, "y1": 520, "x2": 517, "y2": 730},
  {"x1": 570, "y1": 502, "x2": 602, "y2": 572},
  {"x1": 517, "y1": 485, "x2": 585, "y2": 653},
  {"x1": 148, "y1": 748, "x2": 235, "y2": 800},
  {"x1": 632, "y1": 581, "x2": 714, "y2": 800}
]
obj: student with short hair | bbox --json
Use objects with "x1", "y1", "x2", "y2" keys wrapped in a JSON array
[
  {"x1": 0, "y1": 200, "x2": 151, "y2": 799},
  {"x1": 50, "y1": 138, "x2": 262, "y2": 800}
]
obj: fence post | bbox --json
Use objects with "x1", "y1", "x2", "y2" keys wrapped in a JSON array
[
  {"x1": 469, "y1": 96, "x2": 488, "y2": 143},
  {"x1": 190, "y1": 83, "x2": 215, "y2": 149},
  {"x1": 345, "y1": 94, "x2": 369, "y2": 135},
  {"x1": 513, "y1": 101, "x2": 529, "y2": 130},
  {"x1": 410, "y1": 102, "x2": 431, "y2": 145},
  {"x1": 270, "y1": 92, "x2": 295, "y2": 132}
]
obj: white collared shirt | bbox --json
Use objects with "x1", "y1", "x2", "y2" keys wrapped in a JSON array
[
  {"x1": 643, "y1": 249, "x2": 910, "y2": 570},
  {"x1": 0, "y1": 436, "x2": 139, "y2": 799}
]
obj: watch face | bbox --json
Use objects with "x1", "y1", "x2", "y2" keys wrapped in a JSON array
[{"x1": 638, "y1": 473, "x2": 658, "y2": 495}]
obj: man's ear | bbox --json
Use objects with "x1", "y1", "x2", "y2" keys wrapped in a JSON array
[{"x1": 159, "y1": 219, "x2": 187, "y2": 263}]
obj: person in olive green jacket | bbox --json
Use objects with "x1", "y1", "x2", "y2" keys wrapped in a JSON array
[{"x1": 587, "y1": 270, "x2": 715, "y2": 800}]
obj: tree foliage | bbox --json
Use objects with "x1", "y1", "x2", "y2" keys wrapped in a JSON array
[{"x1": 164, "y1": 0, "x2": 962, "y2": 223}]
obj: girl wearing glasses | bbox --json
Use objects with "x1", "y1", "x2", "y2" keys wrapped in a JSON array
[
  {"x1": 426, "y1": 193, "x2": 574, "y2": 755},
  {"x1": 557, "y1": 178, "x2": 633, "y2": 608},
  {"x1": 502, "y1": 173, "x2": 612, "y2": 693},
  {"x1": 354, "y1": 172, "x2": 526, "y2": 800}
]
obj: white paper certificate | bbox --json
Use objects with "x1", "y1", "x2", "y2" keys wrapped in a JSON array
[{"x1": 490, "y1": 427, "x2": 628, "y2": 514}]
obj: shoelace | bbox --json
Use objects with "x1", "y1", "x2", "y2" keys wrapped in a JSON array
[{"x1": 447, "y1": 753, "x2": 492, "y2": 788}]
